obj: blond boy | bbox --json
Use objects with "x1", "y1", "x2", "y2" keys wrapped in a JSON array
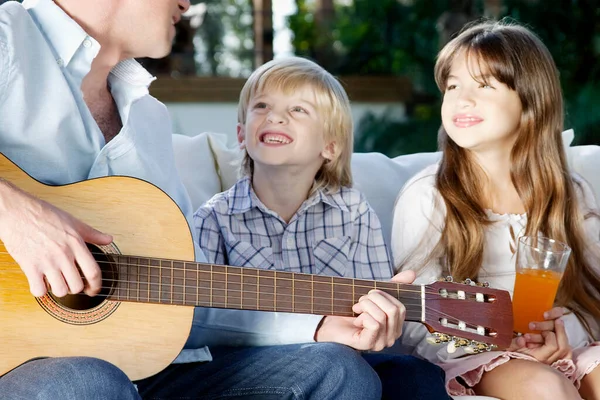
[{"x1": 191, "y1": 57, "x2": 449, "y2": 400}]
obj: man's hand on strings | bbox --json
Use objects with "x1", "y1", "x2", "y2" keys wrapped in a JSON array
[
  {"x1": 314, "y1": 270, "x2": 415, "y2": 351},
  {"x1": 0, "y1": 181, "x2": 112, "y2": 298}
]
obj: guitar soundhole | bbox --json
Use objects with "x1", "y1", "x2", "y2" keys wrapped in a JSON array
[{"x1": 49, "y1": 243, "x2": 118, "y2": 311}]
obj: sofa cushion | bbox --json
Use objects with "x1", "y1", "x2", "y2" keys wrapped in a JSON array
[{"x1": 172, "y1": 130, "x2": 600, "y2": 252}]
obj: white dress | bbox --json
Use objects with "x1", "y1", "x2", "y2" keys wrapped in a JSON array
[{"x1": 391, "y1": 164, "x2": 600, "y2": 395}]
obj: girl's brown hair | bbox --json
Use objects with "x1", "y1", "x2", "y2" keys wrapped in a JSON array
[{"x1": 433, "y1": 20, "x2": 600, "y2": 332}]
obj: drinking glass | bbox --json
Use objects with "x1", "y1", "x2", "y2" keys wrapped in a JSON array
[{"x1": 512, "y1": 236, "x2": 571, "y2": 334}]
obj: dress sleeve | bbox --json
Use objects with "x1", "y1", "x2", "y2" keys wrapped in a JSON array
[
  {"x1": 391, "y1": 166, "x2": 446, "y2": 284},
  {"x1": 348, "y1": 191, "x2": 394, "y2": 280}
]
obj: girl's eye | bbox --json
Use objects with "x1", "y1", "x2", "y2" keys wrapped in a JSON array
[
  {"x1": 253, "y1": 102, "x2": 267, "y2": 109},
  {"x1": 446, "y1": 84, "x2": 457, "y2": 91},
  {"x1": 291, "y1": 106, "x2": 307, "y2": 113},
  {"x1": 479, "y1": 83, "x2": 494, "y2": 89}
]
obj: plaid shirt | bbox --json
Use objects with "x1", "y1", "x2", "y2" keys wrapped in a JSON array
[{"x1": 194, "y1": 176, "x2": 393, "y2": 280}]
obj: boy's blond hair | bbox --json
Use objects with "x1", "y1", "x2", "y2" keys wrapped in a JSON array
[{"x1": 237, "y1": 57, "x2": 353, "y2": 193}]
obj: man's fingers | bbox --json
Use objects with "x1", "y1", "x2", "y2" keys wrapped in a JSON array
[
  {"x1": 44, "y1": 268, "x2": 69, "y2": 298},
  {"x1": 24, "y1": 268, "x2": 48, "y2": 297},
  {"x1": 77, "y1": 221, "x2": 112, "y2": 245},
  {"x1": 60, "y1": 260, "x2": 85, "y2": 295},
  {"x1": 72, "y1": 241, "x2": 102, "y2": 296}
]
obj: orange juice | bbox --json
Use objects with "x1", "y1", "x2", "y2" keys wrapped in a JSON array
[{"x1": 512, "y1": 269, "x2": 562, "y2": 333}]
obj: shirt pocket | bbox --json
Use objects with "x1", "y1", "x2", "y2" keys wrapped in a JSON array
[
  {"x1": 313, "y1": 236, "x2": 352, "y2": 277},
  {"x1": 226, "y1": 240, "x2": 274, "y2": 270}
]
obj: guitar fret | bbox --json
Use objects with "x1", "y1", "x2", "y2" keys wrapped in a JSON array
[
  {"x1": 240, "y1": 267, "x2": 244, "y2": 310},
  {"x1": 107, "y1": 257, "x2": 422, "y2": 321},
  {"x1": 330, "y1": 276, "x2": 334, "y2": 315},
  {"x1": 158, "y1": 259, "x2": 162, "y2": 303},
  {"x1": 136, "y1": 256, "x2": 140, "y2": 301},
  {"x1": 170, "y1": 260, "x2": 173, "y2": 304},
  {"x1": 310, "y1": 275, "x2": 314, "y2": 315}
]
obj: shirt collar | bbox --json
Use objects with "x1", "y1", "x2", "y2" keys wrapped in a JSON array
[
  {"x1": 227, "y1": 176, "x2": 349, "y2": 216},
  {"x1": 24, "y1": 0, "x2": 155, "y2": 90},
  {"x1": 25, "y1": 0, "x2": 91, "y2": 67}
]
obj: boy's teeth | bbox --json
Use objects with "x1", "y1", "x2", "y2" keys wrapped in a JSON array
[{"x1": 262, "y1": 134, "x2": 291, "y2": 144}]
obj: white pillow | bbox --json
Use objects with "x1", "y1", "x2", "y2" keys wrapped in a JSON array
[{"x1": 172, "y1": 130, "x2": 599, "y2": 250}]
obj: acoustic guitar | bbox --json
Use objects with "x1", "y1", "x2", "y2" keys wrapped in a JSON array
[{"x1": 0, "y1": 153, "x2": 513, "y2": 380}]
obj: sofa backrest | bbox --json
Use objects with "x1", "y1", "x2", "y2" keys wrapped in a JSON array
[{"x1": 172, "y1": 131, "x2": 600, "y2": 249}]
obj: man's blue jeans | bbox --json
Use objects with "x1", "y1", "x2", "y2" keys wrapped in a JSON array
[
  {"x1": 0, "y1": 343, "x2": 449, "y2": 399},
  {"x1": 0, "y1": 357, "x2": 140, "y2": 400}
]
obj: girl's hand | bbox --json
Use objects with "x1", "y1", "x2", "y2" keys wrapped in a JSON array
[{"x1": 509, "y1": 307, "x2": 572, "y2": 364}]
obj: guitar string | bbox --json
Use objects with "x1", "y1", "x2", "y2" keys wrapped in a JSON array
[
  {"x1": 0, "y1": 276, "x2": 495, "y2": 327},
  {"x1": 0, "y1": 268, "x2": 489, "y2": 313},
  {"x1": 1, "y1": 284, "x2": 498, "y2": 340},
  {"x1": 0, "y1": 259, "x2": 484, "y2": 299}
]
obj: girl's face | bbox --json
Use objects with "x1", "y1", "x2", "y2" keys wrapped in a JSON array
[{"x1": 441, "y1": 53, "x2": 523, "y2": 156}]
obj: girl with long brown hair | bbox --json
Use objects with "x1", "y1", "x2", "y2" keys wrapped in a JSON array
[{"x1": 392, "y1": 20, "x2": 600, "y2": 399}]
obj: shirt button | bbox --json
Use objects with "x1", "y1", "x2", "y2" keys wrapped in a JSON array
[
  {"x1": 83, "y1": 38, "x2": 92, "y2": 48},
  {"x1": 56, "y1": 58, "x2": 64, "y2": 66},
  {"x1": 286, "y1": 236, "x2": 294, "y2": 246}
]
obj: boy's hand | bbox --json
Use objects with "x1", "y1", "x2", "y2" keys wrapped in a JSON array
[
  {"x1": 508, "y1": 307, "x2": 572, "y2": 364},
  {"x1": 0, "y1": 181, "x2": 112, "y2": 298},
  {"x1": 314, "y1": 270, "x2": 415, "y2": 351}
]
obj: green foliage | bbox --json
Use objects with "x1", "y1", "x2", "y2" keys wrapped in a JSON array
[
  {"x1": 288, "y1": 0, "x2": 600, "y2": 156},
  {"x1": 192, "y1": 0, "x2": 254, "y2": 77}
]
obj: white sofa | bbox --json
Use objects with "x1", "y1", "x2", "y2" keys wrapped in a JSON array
[{"x1": 172, "y1": 130, "x2": 600, "y2": 400}]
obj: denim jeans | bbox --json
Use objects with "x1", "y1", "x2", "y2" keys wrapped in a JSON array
[
  {"x1": 363, "y1": 352, "x2": 451, "y2": 400},
  {"x1": 136, "y1": 343, "x2": 382, "y2": 400},
  {"x1": 0, "y1": 357, "x2": 140, "y2": 400},
  {"x1": 0, "y1": 345, "x2": 449, "y2": 400}
]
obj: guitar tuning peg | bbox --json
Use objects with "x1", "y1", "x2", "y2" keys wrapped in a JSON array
[
  {"x1": 426, "y1": 336, "x2": 441, "y2": 345},
  {"x1": 445, "y1": 275, "x2": 453, "y2": 282},
  {"x1": 482, "y1": 281, "x2": 490, "y2": 287},
  {"x1": 463, "y1": 278, "x2": 473, "y2": 285},
  {"x1": 464, "y1": 346, "x2": 478, "y2": 354},
  {"x1": 446, "y1": 340, "x2": 457, "y2": 354}
]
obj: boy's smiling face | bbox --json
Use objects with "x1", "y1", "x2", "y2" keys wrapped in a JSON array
[{"x1": 238, "y1": 85, "x2": 334, "y2": 173}]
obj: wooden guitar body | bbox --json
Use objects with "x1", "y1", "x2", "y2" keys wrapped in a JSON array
[{"x1": 0, "y1": 153, "x2": 195, "y2": 380}]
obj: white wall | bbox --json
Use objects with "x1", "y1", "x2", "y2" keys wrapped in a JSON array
[{"x1": 166, "y1": 102, "x2": 407, "y2": 144}]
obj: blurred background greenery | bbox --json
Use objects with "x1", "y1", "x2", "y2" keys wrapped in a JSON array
[
  {"x1": 186, "y1": 0, "x2": 600, "y2": 156},
  {"x1": 287, "y1": 0, "x2": 600, "y2": 155},
  {"x1": 6, "y1": 0, "x2": 597, "y2": 156}
]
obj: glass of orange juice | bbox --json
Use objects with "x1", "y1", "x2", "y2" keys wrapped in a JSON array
[{"x1": 512, "y1": 236, "x2": 571, "y2": 334}]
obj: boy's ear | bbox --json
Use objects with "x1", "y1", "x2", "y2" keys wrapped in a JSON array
[
  {"x1": 321, "y1": 141, "x2": 336, "y2": 162},
  {"x1": 236, "y1": 123, "x2": 246, "y2": 149}
]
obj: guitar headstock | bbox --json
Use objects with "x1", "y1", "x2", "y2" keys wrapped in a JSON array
[{"x1": 421, "y1": 279, "x2": 513, "y2": 350}]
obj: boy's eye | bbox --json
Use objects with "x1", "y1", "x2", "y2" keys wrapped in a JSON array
[
  {"x1": 446, "y1": 84, "x2": 457, "y2": 91},
  {"x1": 291, "y1": 106, "x2": 307, "y2": 113},
  {"x1": 253, "y1": 102, "x2": 267, "y2": 109},
  {"x1": 479, "y1": 83, "x2": 494, "y2": 89}
]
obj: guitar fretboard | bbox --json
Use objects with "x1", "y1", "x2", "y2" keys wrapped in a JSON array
[{"x1": 106, "y1": 255, "x2": 424, "y2": 319}]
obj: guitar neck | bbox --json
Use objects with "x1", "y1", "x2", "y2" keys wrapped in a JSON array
[{"x1": 106, "y1": 255, "x2": 424, "y2": 321}]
